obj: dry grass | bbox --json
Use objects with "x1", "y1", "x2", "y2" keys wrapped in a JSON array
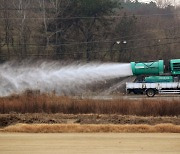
[
  {"x1": 0, "y1": 123, "x2": 179, "y2": 133},
  {"x1": 0, "y1": 93, "x2": 180, "y2": 116}
]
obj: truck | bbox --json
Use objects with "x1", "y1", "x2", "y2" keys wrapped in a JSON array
[{"x1": 126, "y1": 59, "x2": 180, "y2": 97}]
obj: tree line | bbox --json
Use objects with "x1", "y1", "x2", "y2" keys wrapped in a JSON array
[{"x1": 0, "y1": 0, "x2": 180, "y2": 62}]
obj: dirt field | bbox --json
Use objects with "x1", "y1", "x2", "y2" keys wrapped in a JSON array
[
  {"x1": 0, "y1": 113, "x2": 180, "y2": 127},
  {"x1": 0, "y1": 133, "x2": 179, "y2": 154}
]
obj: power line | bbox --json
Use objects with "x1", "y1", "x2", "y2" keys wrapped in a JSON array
[
  {"x1": 0, "y1": 25, "x2": 179, "y2": 44},
  {"x1": 0, "y1": 13, "x2": 179, "y2": 20},
  {"x1": 0, "y1": 41, "x2": 179, "y2": 58},
  {"x1": 0, "y1": 26, "x2": 179, "y2": 51},
  {"x1": 106, "y1": 25, "x2": 180, "y2": 41},
  {"x1": 1, "y1": 36, "x2": 179, "y2": 47},
  {"x1": 121, "y1": 41, "x2": 180, "y2": 50},
  {"x1": 36, "y1": 41, "x2": 180, "y2": 54},
  {"x1": 1, "y1": 25, "x2": 179, "y2": 41},
  {"x1": 1, "y1": 41, "x2": 179, "y2": 51}
]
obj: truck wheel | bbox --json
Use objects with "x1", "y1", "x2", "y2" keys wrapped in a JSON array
[{"x1": 146, "y1": 89, "x2": 155, "y2": 97}]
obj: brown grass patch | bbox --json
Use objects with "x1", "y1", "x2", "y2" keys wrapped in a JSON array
[
  {"x1": 1, "y1": 113, "x2": 180, "y2": 128},
  {"x1": 0, "y1": 93, "x2": 180, "y2": 116},
  {"x1": 0, "y1": 123, "x2": 179, "y2": 133}
]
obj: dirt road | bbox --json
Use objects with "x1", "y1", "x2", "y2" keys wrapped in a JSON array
[{"x1": 0, "y1": 133, "x2": 179, "y2": 154}]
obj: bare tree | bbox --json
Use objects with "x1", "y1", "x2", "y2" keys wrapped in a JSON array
[
  {"x1": 155, "y1": 0, "x2": 173, "y2": 8},
  {"x1": 0, "y1": 0, "x2": 14, "y2": 59},
  {"x1": 13, "y1": 0, "x2": 31, "y2": 58}
]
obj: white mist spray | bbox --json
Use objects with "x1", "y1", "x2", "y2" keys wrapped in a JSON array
[{"x1": 0, "y1": 61, "x2": 133, "y2": 96}]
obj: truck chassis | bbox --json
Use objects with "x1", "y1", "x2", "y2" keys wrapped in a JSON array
[{"x1": 126, "y1": 82, "x2": 180, "y2": 97}]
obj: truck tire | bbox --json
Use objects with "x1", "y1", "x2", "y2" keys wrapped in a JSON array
[{"x1": 146, "y1": 89, "x2": 156, "y2": 97}]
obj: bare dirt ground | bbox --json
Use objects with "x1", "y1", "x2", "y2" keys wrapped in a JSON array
[
  {"x1": 0, "y1": 113, "x2": 180, "y2": 128},
  {"x1": 0, "y1": 133, "x2": 179, "y2": 154}
]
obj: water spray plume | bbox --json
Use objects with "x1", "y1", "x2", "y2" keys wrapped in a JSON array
[{"x1": 0, "y1": 61, "x2": 133, "y2": 96}]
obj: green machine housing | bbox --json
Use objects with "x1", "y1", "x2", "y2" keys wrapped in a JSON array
[
  {"x1": 170, "y1": 59, "x2": 180, "y2": 75},
  {"x1": 130, "y1": 59, "x2": 180, "y2": 83},
  {"x1": 131, "y1": 60, "x2": 164, "y2": 76}
]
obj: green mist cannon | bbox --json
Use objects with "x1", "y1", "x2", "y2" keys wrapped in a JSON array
[{"x1": 130, "y1": 60, "x2": 164, "y2": 76}]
